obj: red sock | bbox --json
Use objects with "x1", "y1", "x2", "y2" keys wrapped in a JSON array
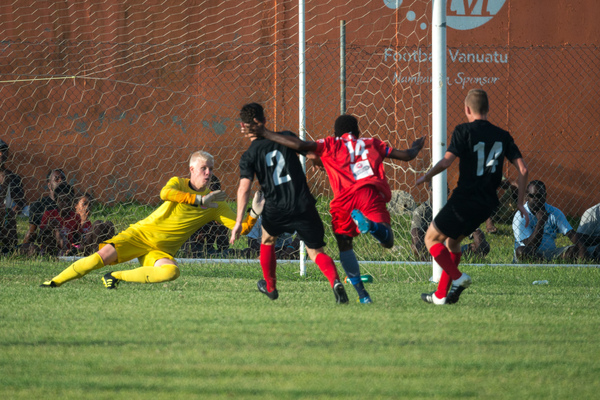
[
  {"x1": 434, "y1": 251, "x2": 463, "y2": 298},
  {"x1": 429, "y1": 243, "x2": 461, "y2": 280},
  {"x1": 260, "y1": 244, "x2": 277, "y2": 292},
  {"x1": 314, "y1": 253, "x2": 340, "y2": 288},
  {"x1": 435, "y1": 271, "x2": 453, "y2": 299}
]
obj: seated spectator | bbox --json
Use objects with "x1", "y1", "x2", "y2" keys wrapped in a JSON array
[
  {"x1": 182, "y1": 174, "x2": 230, "y2": 257},
  {"x1": 411, "y1": 200, "x2": 490, "y2": 261},
  {"x1": 513, "y1": 180, "x2": 589, "y2": 262},
  {"x1": 38, "y1": 182, "x2": 81, "y2": 256},
  {"x1": 0, "y1": 139, "x2": 26, "y2": 253},
  {"x1": 74, "y1": 193, "x2": 115, "y2": 256},
  {"x1": 576, "y1": 203, "x2": 600, "y2": 259},
  {"x1": 23, "y1": 169, "x2": 66, "y2": 245}
]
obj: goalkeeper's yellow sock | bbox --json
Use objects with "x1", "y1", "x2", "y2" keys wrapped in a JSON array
[
  {"x1": 52, "y1": 253, "x2": 105, "y2": 286},
  {"x1": 112, "y1": 264, "x2": 180, "y2": 283}
]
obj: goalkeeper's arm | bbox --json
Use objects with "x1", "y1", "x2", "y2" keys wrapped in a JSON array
[
  {"x1": 225, "y1": 189, "x2": 264, "y2": 236},
  {"x1": 160, "y1": 177, "x2": 226, "y2": 208}
]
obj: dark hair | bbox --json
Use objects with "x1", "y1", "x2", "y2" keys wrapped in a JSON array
[
  {"x1": 54, "y1": 182, "x2": 75, "y2": 199},
  {"x1": 240, "y1": 103, "x2": 266, "y2": 124},
  {"x1": 0, "y1": 139, "x2": 8, "y2": 152},
  {"x1": 47, "y1": 168, "x2": 66, "y2": 182},
  {"x1": 80, "y1": 192, "x2": 94, "y2": 203},
  {"x1": 527, "y1": 180, "x2": 546, "y2": 192},
  {"x1": 334, "y1": 115, "x2": 360, "y2": 138}
]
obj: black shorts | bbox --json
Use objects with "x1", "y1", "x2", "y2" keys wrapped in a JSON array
[
  {"x1": 433, "y1": 196, "x2": 493, "y2": 240},
  {"x1": 262, "y1": 205, "x2": 326, "y2": 249}
]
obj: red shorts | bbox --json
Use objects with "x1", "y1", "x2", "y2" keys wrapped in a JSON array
[{"x1": 330, "y1": 185, "x2": 390, "y2": 237}]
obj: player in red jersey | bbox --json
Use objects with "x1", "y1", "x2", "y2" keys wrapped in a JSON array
[{"x1": 249, "y1": 114, "x2": 425, "y2": 303}]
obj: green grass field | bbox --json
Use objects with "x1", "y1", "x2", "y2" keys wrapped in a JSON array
[{"x1": 1, "y1": 259, "x2": 599, "y2": 399}]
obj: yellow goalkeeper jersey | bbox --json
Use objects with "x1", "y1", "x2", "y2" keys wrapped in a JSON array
[{"x1": 115, "y1": 176, "x2": 256, "y2": 256}]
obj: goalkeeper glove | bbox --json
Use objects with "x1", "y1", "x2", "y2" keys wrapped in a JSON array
[
  {"x1": 195, "y1": 190, "x2": 227, "y2": 208},
  {"x1": 250, "y1": 191, "x2": 265, "y2": 218}
]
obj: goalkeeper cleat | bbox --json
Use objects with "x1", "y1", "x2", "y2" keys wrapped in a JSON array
[
  {"x1": 421, "y1": 291, "x2": 447, "y2": 305},
  {"x1": 40, "y1": 280, "x2": 58, "y2": 288},
  {"x1": 333, "y1": 279, "x2": 349, "y2": 304},
  {"x1": 351, "y1": 210, "x2": 371, "y2": 234},
  {"x1": 102, "y1": 272, "x2": 119, "y2": 290},
  {"x1": 359, "y1": 295, "x2": 373, "y2": 304},
  {"x1": 257, "y1": 279, "x2": 279, "y2": 300},
  {"x1": 446, "y1": 273, "x2": 472, "y2": 304}
]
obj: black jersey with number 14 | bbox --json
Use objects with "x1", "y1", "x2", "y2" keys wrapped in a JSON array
[
  {"x1": 239, "y1": 131, "x2": 316, "y2": 217},
  {"x1": 447, "y1": 119, "x2": 522, "y2": 208}
]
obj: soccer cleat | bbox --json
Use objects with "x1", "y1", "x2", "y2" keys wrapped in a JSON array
[
  {"x1": 102, "y1": 272, "x2": 119, "y2": 289},
  {"x1": 257, "y1": 279, "x2": 279, "y2": 300},
  {"x1": 40, "y1": 280, "x2": 58, "y2": 288},
  {"x1": 351, "y1": 209, "x2": 371, "y2": 234},
  {"x1": 446, "y1": 273, "x2": 472, "y2": 304},
  {"x1": 333, "y1": 279, "x2": 349, "y2": 304},
  {"x1": 359, "y1": 295, "x2": 373, "y2": 304},
  {"x1": 421, "y1": 291, "x2": 447, "y2": 305}
]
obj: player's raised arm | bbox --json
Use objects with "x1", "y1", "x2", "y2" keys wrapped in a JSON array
[
  {"x1": 387, "y1": 136, "x2": 426, "y2": 162},
  {"x1": 160, "y1": 177, "x2": 197, "y2": 204},
  {"x1": 415, "y1": 151, "x2": 457, "y2": 185},
  {"x1": 246, "y1": 118, "x2": 318, "y2": 153},
  {"x1": 160, "y1": 176, "x2": 226, "y2": 208}
]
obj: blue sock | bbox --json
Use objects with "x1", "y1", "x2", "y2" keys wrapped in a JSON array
[
  {"x1": 339, "y1": 250, "x2": 368, "y2": 299},
  {"x1": 369, "y1": 221, "x2": 391, "y2": 245}
]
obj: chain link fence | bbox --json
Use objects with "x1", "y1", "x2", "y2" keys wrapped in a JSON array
[{"x1": 0, "y1": 1, "x2": 598, "y2": 266}]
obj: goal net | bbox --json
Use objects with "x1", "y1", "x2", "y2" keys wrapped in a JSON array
[{"x1": 1, "y1": 1, "x2": 599, "y2": 272}]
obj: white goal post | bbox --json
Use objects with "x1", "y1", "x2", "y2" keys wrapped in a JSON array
[{"x1": 431, "y1": 0, "x2": 448, "y2": 282}]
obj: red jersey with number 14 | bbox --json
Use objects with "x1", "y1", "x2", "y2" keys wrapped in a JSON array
[{"x1": 314, "y1": 133, "x2": 393, "y2": 202}]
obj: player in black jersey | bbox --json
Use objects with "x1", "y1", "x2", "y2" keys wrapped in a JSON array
[
  {"x1": 416, "y1": 89, "x2": 529, "y2": 305},
  {"x1": 230, "y1": 103, "x2": 348, "y2": 304}
]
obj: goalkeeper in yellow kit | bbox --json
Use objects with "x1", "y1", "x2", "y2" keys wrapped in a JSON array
[{"x1": 40, "y1": 150, "x2": 263, "y2": 289}]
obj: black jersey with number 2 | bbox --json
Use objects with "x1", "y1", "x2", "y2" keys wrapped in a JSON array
[
  {"x1": 447, "y1": 119, "x2": 522, "y2": 209},
  {"x1": 239, "y1": 131, "x2": 316, "y2": 217}
]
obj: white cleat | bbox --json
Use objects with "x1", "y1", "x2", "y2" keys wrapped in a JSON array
[
  {"x1": 421, "y1": 291, "x2": 447, "y2": 305},
  {"x1": 447, "y1": 273, "x2": 472, "y2": 304}
]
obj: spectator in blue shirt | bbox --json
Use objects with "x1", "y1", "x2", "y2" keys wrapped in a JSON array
[{"x1": 513, "y1": 180, "x2": 588, "y2": 262}]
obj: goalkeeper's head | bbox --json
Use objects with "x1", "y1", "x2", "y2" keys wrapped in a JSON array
[
  {"x1": 189, "y1": 150, "x2": 214, "y2": 167},
  {"x1": 334, "y1": 114, "x2": 360, "y2": 138}
]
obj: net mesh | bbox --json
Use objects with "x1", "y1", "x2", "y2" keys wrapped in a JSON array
[{"x1": 0, "y1": 1, "x2": 599, "y2": 270}]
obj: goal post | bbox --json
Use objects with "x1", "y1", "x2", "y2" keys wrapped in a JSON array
[{"x1": 431, "y1": 0, "x2": 448, "y2": 282}]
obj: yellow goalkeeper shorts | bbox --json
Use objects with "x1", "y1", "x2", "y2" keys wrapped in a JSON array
[{"x1": 100, "y1": 231, "x2": 174, "y2": 267}]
